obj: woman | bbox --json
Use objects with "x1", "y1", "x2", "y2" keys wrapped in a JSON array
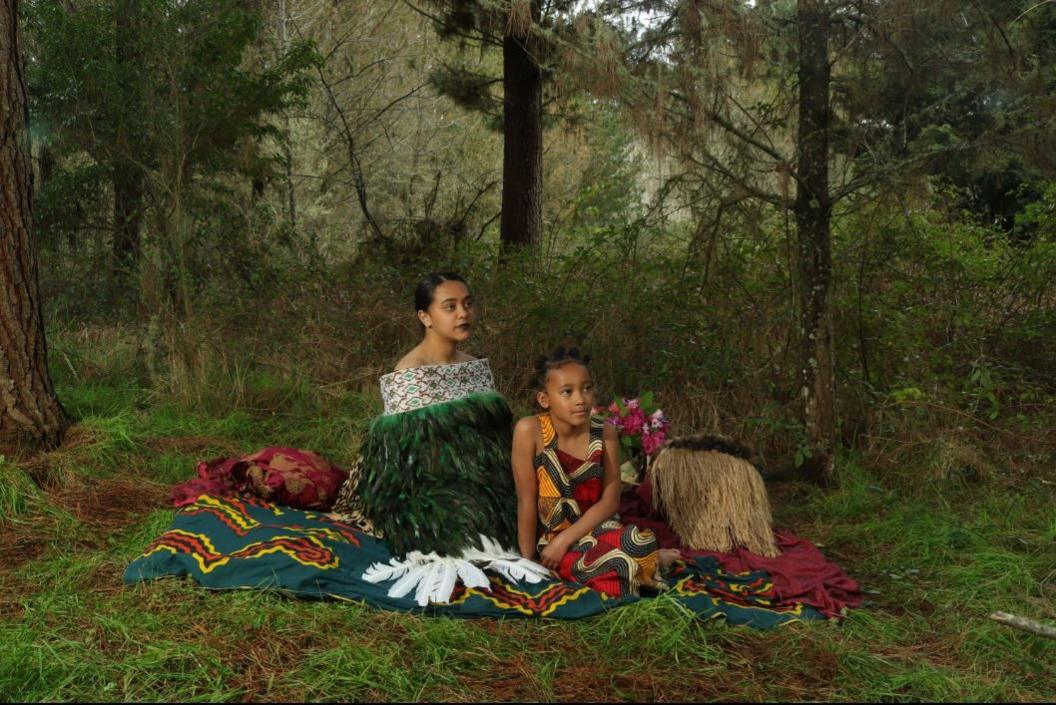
[{"x1": 338, "y1": 272, "x2": 548, "y2": 604}]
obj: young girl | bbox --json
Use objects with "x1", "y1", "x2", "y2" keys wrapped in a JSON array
[{"x1": 511, "y1": 346, "x2": 680, "y2": 597}]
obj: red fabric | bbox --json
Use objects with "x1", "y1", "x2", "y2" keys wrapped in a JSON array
[
  {"x1": 170, "y1": 447, "x2": 349, "y2": 511},
  {"x1": 557, "y1": 525, "x2": 625, "y2": 597},
  {"x1": 552, "y1": 447, "x2": 645, "y2": 598},
  {"x1": 618, "y1": 475, "x2": 863, "y2": 618},
  {"x1": 556, "y1": 448, "x2": 603, "y2": 508}
]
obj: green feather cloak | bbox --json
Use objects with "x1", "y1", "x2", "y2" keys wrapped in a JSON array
[{"x1": 359, "y1": 391, "x2": 519, "y2": 557}]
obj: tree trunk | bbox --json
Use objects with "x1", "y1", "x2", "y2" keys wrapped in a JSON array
[
  {"x1": 277, "y1": 0, "x2": 297, "y2": 231},
  {"x1": 0, "y1": 0, "x2": 68, "y2": 454},
  {"x1": 112, "y1": 0, "x2": 143, "y2": 273},
  {"x1": 794, "y1": 0, "x2": 836, "y2": 482},
  {"x1": 112, "y1": 170, "x2": 143, "y2": 269},
  {"x1": 500, "y1": 1, "x2": 543, "y2": 251}
]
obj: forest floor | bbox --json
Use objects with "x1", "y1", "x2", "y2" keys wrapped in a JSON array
[{"x1": 0, "y1": 337, "x2": 1053, "y2": 701}]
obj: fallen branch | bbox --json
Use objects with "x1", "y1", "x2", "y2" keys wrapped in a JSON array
[{"x1": 989, "y1": 611, "x2": 1056, "y2": 639}]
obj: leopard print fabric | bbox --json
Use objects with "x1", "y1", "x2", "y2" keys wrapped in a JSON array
[{"x1": 330, "y1": 454, "x2": 380, "y2": 537}]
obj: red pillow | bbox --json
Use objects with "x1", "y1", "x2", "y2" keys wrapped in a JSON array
[{"x1": 171, "y1": 446, "x2": 349, "y2": 511}]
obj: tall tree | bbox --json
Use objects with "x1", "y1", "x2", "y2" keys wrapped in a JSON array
[
  {"x1": 593, "y1": 0, "x2": 1052, "y2": 480},
  {"x1": 598, "y1": 0, "x2": 844, "y2": 478},
  {"x1": 275, "y1": 0, "x2": 297, "y2": 231},
  {"x1": 500, "y1": 0, "x2": 544, "y2": 250},
  {"x1": 417, "y1": 0, "x2": 578, "y2": 250},
  {"x1": 111, "y1": 0, "x2": 147, "y2": 272},
  {"x1": 27, "y1": 0, "x2": 317, "y2": 316},
  {"x1": 793, "y1": 0, "x2": 835, "y2": 479},
  {"x1": 0, "y1": 0, "x2": 67, "y2": 453}
]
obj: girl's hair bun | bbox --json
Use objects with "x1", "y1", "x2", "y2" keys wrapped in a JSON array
[
  {"x1": 534, "y1": 354, "x2": 551, "y2": 377},
  {"x1": 535, "y1": 340, "x2": 591, "y2": 389}
]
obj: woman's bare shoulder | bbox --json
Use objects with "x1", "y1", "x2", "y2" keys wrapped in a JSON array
[
  {"x1": 393, "y1": 350, "x2": 427, "y2": 371},
  {"x1": 393, "y1": 349, "x2": 476, "y2": 371}
]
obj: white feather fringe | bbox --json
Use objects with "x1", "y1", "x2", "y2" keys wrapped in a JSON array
[{"x1": 362, "y1": 534, "x2": 553, "y2": 606}]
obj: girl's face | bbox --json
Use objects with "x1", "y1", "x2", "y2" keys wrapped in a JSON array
[
  {"x1": 537, "y1": 362, "x2": 594, "y2": 426},
  {"x1": 420, "y1": 280, "x2": 474, "y2": 342}
]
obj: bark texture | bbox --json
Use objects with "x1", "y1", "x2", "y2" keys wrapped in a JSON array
[
  {"x1": 500, "y1": 0, "x2": 543, "y2": 250},
  {"x1": 794, "y1": 0, "x2": 836, "y2": 481},
  {"x1": 0, "y1": 0, "x2": 67, "y2": 454}
]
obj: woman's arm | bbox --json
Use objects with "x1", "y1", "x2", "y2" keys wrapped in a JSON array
[
  {"x1": 546, "y1": 423, "x2": 622, "y2": 550},
  {"x1": 510, "y1": 417, "x2": 541, "y2": 560}
]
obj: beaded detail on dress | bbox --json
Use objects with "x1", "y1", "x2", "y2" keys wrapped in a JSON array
[{"x1": 379, "y1": 358, "x2": 496, "y2": 415}]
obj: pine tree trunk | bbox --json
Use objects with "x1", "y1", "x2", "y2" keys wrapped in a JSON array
[
  {"x1": 794, "y1": 0, "x2": 836, "y2": 482},
  {"x1": 0, "y1": 0, "x2": 68, "y2": 454},
  {"x1": 500, "y1": 1, "x2": 543, "y2": 251}
]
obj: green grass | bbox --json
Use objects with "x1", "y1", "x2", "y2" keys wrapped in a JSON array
[{"x1": 0, "y1": 354, "x2": 1052, "y2": 701}]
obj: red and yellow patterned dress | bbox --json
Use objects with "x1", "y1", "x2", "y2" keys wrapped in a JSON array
[{"x1": 535, "y1": 413, "x2": 665, "y2": 597}]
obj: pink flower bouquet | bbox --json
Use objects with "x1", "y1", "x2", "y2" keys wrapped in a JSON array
[{"x1": 593, "y1": 392, "x2": 670, "y2": 482}]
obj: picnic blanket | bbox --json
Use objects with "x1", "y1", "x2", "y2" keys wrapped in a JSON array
[{"x1": 124, "y1": 494, "x2": 823, "y2": 628}]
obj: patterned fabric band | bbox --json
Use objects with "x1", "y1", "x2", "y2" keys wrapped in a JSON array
[{"x1": 379, "y1": 358, "x2": 496, "y2": 415}]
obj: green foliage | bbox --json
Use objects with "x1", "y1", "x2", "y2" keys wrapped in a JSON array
[
  {"x1": 28, "y1": 0, "x2": 317, "y2": 180},
  {"x1": 26, "y1": 0, "x2": 319, "y2": 314},
  {"x1": 561, "y1": 106, "x2": 646, "y2": 231}
]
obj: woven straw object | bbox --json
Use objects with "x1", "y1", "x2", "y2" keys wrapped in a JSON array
[{"x1": 650, "y1": 435, "x2": 780, "y2": 557}]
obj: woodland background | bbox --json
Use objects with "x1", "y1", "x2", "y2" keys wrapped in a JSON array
[{"x1": 0, "y1": 0, "x2": 1053, "y2": 700}]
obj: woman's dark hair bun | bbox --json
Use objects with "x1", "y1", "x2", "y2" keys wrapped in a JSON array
[{"x1": 535, "y1": 341, "x2": 591, "y2": 389}]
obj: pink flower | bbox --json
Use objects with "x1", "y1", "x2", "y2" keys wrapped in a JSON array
[
  {"x1": 642, "y1": 429, "x2": 665, "y2": 455},
  {"x1": 594, "y1": 397, "x2": 670, "y2": 448},
  {"x1": 650, "y1": 414, "x2": 669, "y2": 434},
  {"x1": 621, "y1": 407, "x2": 646, "y2": 435}
]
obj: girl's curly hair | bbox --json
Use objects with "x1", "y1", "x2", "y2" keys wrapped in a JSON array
[{"x1": 534, "y1": 343, "x2": 591, "y2": 389}]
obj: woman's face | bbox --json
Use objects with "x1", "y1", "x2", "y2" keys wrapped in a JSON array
[
  {"x1": 538, "y1": 362, "x2": 594, "y2": 427},
  {"x1": 420, "y1": 280, "x2": 474, "y2": 342}
]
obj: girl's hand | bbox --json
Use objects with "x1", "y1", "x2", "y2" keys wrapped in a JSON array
[{"x1": 539, "y1": 535, "x2": 570, "y2": 570}]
